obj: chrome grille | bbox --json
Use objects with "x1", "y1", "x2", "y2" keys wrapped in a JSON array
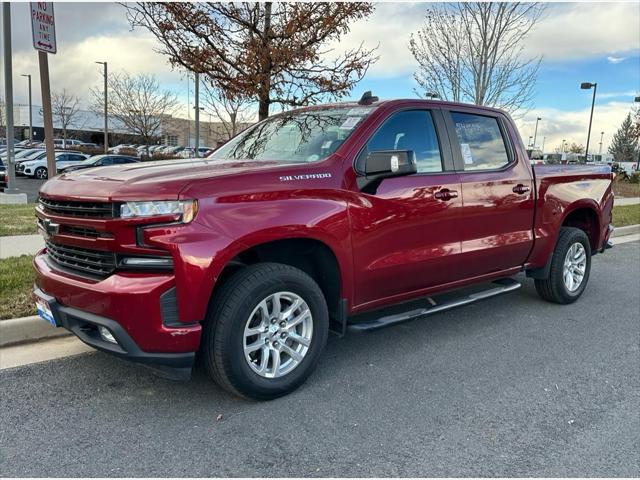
[
  {"x1": 39, "y1": 197, "x2": 114, "y2": 218},
  {"x1": 45, "y1": 241, "x2": 116, "y2": 277}
]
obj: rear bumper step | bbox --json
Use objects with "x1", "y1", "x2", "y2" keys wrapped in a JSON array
[{"x1": 347, "y1": 278, "x2": 521, "y2": 333}]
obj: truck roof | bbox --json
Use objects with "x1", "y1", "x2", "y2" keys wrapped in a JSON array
[{"x1": 283, "y1": 98, "x2": 509, "y2": 116}]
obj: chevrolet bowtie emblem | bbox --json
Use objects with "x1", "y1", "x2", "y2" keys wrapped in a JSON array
[{"x1": 42, "y1": 218, "x2": 60, "y2": 238}]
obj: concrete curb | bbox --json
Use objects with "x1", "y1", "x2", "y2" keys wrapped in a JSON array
[
  {"x1": 1, "y1": 224, "x2": 638, "y2": 348},
  {"x1": 611, "y1": 224, "x2": 640, "y2": 237},
  {"x1": 0, "y1": 316, "x2": 70, "y2": 348}
]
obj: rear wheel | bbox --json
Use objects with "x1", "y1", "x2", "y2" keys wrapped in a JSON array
[
  {"x1": 535, "y1": 227, "x2": 591, "y2": 304},
  {"x1": 34, "y1": 167, "x2": 47, "y2": 179},
  {"x1": 202, "y1": 263, "x2": 329, "y2": 400}
]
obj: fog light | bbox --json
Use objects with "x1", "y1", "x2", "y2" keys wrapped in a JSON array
[
  {"x1": 118, "y1": 256, "x2": 173, "y2": 269},
  {"x1": 98, "y1": 326, "x2": 117, "y2": 344}
]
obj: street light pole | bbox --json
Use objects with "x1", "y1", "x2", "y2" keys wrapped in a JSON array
[
  {"x1": 95, "y1": 61, "x2": 108, "y2": 153},
  {"x1": 533, "y1": 117, "x2": 541, "y2": 148},
  {"x1": 581, "y1": 82, "x2": 598, "y2": 163},
  {"x1": 598, "y1": 131, "x2": 604, "y2": 155},
  {"x1": 541, "y1": 136, "x2": 546, "y2": 152},
  {"x1": 21, "y1": 74, "x2": 32, "y2": 142},
  {"x1": 635, "y1": 96, "x2": 640, "y2": 169}
]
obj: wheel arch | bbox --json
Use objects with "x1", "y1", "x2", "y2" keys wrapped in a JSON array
[
  {"x1": 560, "y1": 203, "x2": 601, "y2": 252},
  {"x1": 208, "y1": 236, "x2": 347, "y2": 331}
]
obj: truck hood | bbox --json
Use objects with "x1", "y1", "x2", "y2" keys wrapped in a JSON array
[{"x1": 40, "y1": 158, "x2": 286, "y2": 201}]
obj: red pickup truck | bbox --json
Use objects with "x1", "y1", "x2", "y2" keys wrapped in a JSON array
[{"x1": 33, "y1": 97, "x2": 614, "y2": 399}]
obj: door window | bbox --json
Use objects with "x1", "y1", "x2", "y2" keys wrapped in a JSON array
[
  {"x1": 359, "y1": 110, "x2": 443, "y2": 173},
  {"x1": 450, "y1": 112, "x2": 510, "y2": 171}
]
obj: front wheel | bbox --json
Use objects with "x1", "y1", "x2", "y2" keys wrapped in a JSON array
[
  {"x1": 34, "y1": 167, "x2": 48, "y2": 179},
  {"x1": 535, "y1": 227, "x2": 591, "y2": 304},
  {"x1": 202, "y1": 263, "x2": 329, "y2": 400}
]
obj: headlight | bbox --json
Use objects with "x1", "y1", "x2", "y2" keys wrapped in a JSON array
[{"x1": 120, "y1": 200, "x2": 197, "y2": 222}]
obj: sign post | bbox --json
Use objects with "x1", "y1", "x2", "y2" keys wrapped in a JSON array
[
  {"x1": 2, "y1": 3, "x2": 18, "y2": 193},
  {"x1": 31, "y1": 2, "x2": 57, "y2": 179}
]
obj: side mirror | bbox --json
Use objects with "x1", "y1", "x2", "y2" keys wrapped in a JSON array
[{"x1": 357, "y1": 150, "x2": 417, "y2": 192}]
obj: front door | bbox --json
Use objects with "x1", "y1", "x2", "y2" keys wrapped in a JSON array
[{"x1": 349, "y1": 109, "x2": 465, "y2": 309}]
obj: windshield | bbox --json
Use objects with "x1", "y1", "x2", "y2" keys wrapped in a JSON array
[{"x1": 211, "y1": 106, "x2": 374, "y2": 164}]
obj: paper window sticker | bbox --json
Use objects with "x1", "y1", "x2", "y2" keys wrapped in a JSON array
[
  {"x1": 461, "y1": 143, "x2": 474, "y2": 164},
  {"x1": 339, "y1": 117, "x2": 361, "y2": 129}
]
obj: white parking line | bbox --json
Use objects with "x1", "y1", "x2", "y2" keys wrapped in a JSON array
[{"x1": 0, "y1": 336, "x2": 94, "y2": 370}]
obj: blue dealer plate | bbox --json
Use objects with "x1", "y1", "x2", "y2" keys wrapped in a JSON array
[{"x1": 36, "y1": 299, "x2": 57, "y2": 327}]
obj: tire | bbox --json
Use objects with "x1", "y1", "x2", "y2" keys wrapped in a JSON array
[
  {"x1": 535, "y1": 227, "x2": 591, "y2": 304},
  {"x1": 34, "y1": 167, "x2": 48, "y2": 179},
  {"x1": 202, "y1": 263, "x2": 329, "y2": 400}
]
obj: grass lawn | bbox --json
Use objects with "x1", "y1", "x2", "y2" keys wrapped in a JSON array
[
  {"x1": 612, "y1": 180, "x2": 640, "y2": 198},
  {"x1": 0, "y1": 204, "x2": 38, "y2": 236},
  {"x1": 0, "y1": 255, "x2": 36, "y2": 320},
  {"x1": 612, "y1": 204, "x2": 640, "y2": 227}
]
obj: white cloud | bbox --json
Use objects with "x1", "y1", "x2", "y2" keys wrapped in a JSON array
[
  {"x1": 334, "y1": 2, "x2": 640, "y2": 78},
  {"x1": 607, "y1": 56, "x2": 627, "y2": 64},
  {"x1": 331, "y1": 4, "x2": 426, "y2": 77},
  {"x1": 516, "y1": 101, "x2": 637, "y2": 153},
  {"x1": 524, "y1": 3, "x2": 640, "y2": 61}
]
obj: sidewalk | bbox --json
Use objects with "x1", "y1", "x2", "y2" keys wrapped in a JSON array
[
  {"x1": 615, "y1": 197, "x2": 640, "y2": 206},
  {"x1": 0, "y1": 234, "x2": 44, "y2": 259}
]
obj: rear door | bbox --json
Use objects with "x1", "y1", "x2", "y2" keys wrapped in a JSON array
[
  {"x1": 349, "y1": 108, "x2": 465, "y2": 308},
  {"x1": 443, "y1": 109, "x2": 535, "y2": 277}
]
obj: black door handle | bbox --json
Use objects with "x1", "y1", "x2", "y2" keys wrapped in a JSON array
[
  {"x1": 435, "y1": 189, "x2": 458, "y2": 201},
  {"x1": 513, "y1": 184, "x2": 530, "y2": 195}
]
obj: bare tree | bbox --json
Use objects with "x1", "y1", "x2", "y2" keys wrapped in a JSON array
[
  {"x1": 410, "y1": 3, "x2": 545, "y2": 113},
  {"x1": 202, "y1": 85, "x2": 255, "y2": 141},
  {"x1": 51, "y1": 89, "x2": 81, "y2": 147},
  {"x1": 91, "y1": 73, "x2": 178, "y2": 152},
  {"x1": 124, "y1": 2, "x2": 377, "y2": 120}
]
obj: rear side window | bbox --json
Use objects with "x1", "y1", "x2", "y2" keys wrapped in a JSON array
[
  {"x1": 450, "y1": 112, "x2": 510, "y2": 171},
  {"x1": 359, "y1": 110, "x2": 443, "y2": 173}
]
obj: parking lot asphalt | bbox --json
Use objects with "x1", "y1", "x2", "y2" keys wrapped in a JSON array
[
  {"x1": 3, "y1": 176, "x2": 46, "y2": 203},
  {"x1": 1, "y1": 242, "x2": 638, "y2": 477}
]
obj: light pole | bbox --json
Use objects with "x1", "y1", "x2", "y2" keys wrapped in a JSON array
[
  {"x1": 635, "y1": 96, "x2": 640, "y2": 169},
  {"x1": 20, "y1": 74, "x2": 32, "y2": 142},
  {"x1": 533, "y1": 117, "x2": 541, "y2": 148},
  {"x1": 541, "y1": 136, "x2": 546, "y2": 152},
  {"x1": 95, "y1": 61, "x2": 108, "y2": 153},
  {"x1": 561, "y1": 139, "x2": 566, "y2": 153},
  {"x1": 581, "y1": 82, "x2": 598, "y2": 163},
  {"x1": 598, "y1": 131, "x2": 604, "y2": 155}
]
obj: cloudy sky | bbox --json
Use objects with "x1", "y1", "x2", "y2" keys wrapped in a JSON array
[{"x1": 3, "y1": 1, "x2": 640, "y2": 153}]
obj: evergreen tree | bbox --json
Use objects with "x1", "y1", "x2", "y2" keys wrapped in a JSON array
[{"x1": 609, "y1": 113, "x2": 639, "y2": 162}]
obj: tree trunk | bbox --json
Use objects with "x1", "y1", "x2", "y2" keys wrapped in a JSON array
[
  {"x1": 258, "y1": 98, "x2": 269, "y2": 122},
  {"x1": 257, "y1": 2, "x2": 272, "y2": 122}
]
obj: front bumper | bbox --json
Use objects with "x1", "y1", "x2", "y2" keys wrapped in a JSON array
[{"x1": 33, "y1": 251, "x2": 201, "y2": 375}]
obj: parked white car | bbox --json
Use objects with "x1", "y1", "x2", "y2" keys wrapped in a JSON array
[{"x1": 18, "y1": 151, "x2": 89, "y2": 179}]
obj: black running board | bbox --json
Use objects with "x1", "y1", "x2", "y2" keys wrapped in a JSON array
[{"x1": 347, "y1": 278, "x2": 521, "y2": 333}]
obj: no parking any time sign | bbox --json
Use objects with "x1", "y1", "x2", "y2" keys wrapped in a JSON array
[{"x1": 30, "y1": 2, "x2": 57, "y2": 54}]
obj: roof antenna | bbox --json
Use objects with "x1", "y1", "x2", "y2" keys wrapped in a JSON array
[{"x1": 358, "y1": 91, "x2": 378, "y2": 105}]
